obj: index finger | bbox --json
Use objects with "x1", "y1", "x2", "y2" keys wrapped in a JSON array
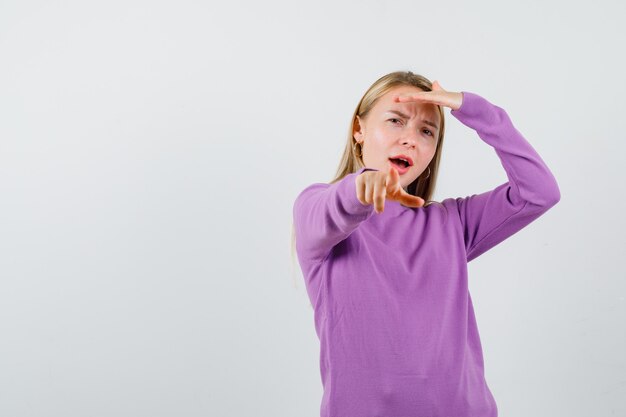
[
  {"x1": 397, "y1": 190, "x2": 425, "y2": 208},
  {"x1": 393, "y1": 91, "x2": 447, "y2": 107}
]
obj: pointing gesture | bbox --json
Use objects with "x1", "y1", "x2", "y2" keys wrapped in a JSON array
[{"x1": 356, "y1": 165, "x2": 425, "y2": 213}]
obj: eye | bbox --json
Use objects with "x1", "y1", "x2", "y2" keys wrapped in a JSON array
[
  {"x1": 423, "y1": 129, "x2": 434, "y2": 137},
  {"x1": 388, "y1": 118, "x2": 403, "y2": 125}
]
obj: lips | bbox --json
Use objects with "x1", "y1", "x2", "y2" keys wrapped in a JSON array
[
  {"x1": 389, "y1": 158, "x2": 410, "y2": 175},
  {"x1": 389, "y1": 154, "x2": 413, "y2": 167}
]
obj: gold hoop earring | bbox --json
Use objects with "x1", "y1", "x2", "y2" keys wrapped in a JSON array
[
  {"x1": 421, "y1": 166, "x2": 431, "y2": 179},
  {"x1": 352, "y1": 141, "x2": 362, "y2": 158}
]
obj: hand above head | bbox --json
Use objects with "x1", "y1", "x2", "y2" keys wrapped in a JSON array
[
  {"x1": 393, "y1": 80, "x2": 463, "y2": 111},
  {"x1": 355, "y1": 165, "x2": 425, "y2": 213}
]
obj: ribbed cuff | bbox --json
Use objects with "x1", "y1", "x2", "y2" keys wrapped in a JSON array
[
  {"x1": 450, "y1": 91, "x2": 493, "y2": 119},
  {"x1": 450, "y1": 91, "x2": 505, "y2": 129}
]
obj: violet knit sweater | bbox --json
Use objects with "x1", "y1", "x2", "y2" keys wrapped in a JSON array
[{"x1": 293, "y1": 91, "x2": 560, "y2": 417}]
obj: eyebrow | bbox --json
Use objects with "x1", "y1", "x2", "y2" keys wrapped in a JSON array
[{"x1": 386, "y1": 110, "x2": 439, "y2": 130}]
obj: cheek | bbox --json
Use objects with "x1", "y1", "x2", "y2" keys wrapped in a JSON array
[
  {"x1": 424, "y1": 140, "x2": 438, "y2": 156},
  {"x1": 367, "y1": 131, "x2": 392, "y2": 153},
  {"x1": 370, "y1": 127, "x2": 391, "y2": 142}
]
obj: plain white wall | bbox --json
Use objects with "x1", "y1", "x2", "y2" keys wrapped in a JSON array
[{"x1": 1, "y1": 0, "x2": 624, "y2": 416}]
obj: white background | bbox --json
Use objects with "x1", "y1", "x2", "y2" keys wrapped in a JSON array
[{"x1": 1, "y1": 0, "x2": 624, "y2": 416}]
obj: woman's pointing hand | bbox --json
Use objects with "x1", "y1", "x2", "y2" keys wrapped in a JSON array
[{"x1": 356, "y1": 166, "x2": 425, "y2": 213}]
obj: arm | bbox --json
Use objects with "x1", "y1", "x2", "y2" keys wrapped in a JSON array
[
  {"x1": 293, "y1": 167, "x2": 377, "y2": 263},
  {"x1": 449, "y1": 92, "x2": 561, "y2": 262}
]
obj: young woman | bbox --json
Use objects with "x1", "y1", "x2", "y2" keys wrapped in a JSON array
[{"x1": 291, "y1": 71, "x2": 560, "y2": 417}]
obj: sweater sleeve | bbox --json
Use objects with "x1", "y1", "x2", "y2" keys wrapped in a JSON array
[
  {"x1": 449, "y1": 91, "x2": 561, "y2": 262},
  {"x1": 293, "y1": 167, "x2": 378, "y2": 263}
]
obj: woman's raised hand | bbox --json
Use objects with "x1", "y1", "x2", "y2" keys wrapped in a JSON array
[
  {"x1": 393, "y1": 80, "x2": 463, "y2": 111},
  {"x1": 356, "y1": 166, "x2": 425, "y2": 213}
]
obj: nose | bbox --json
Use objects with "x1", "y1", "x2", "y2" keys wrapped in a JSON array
[{"x1": 401, "y1": 130, "x2": 419, "y2": 148}]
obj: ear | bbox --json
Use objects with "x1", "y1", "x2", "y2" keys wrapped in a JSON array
[{"x1": 353, "y1": 115, "x2": 364, "y2": 142}]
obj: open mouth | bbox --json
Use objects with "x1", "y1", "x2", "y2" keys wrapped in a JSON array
[
  {"x1": 389, "y1": 158, "x2": 411, "y2": 173},
  {"x1": 389, "y1": 158, "x2": 410, "y2": 168}
]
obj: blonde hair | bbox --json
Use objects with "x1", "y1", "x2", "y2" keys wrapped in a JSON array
[{"x1": 290, "y1": 71, "x2": 447, "y2": 289}]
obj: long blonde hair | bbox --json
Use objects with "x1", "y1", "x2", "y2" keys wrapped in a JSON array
[{"x1": 290, "y1": 71, "x2": 447, "y2": 288}]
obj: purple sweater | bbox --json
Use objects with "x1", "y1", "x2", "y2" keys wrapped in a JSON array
[{"x1": 293, "y1": 91, "x2": 560, "y2": 417}]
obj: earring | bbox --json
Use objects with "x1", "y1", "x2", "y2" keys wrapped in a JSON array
[
  {"x1": 421, "y1": 166, "x2": 431, "y2": 179},
  {"x1": 352, "y1": 141, "x2": 362, "y2": 158}
]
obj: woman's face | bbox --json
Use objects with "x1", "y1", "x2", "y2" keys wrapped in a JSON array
[{"x1": 353, "y1": 85, "x2": 440, "y2": 190}]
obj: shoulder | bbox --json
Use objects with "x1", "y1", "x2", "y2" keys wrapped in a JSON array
[
  {"x1": 293, "y1": 182, "x2": 331, "y2": 213},
  {"x1": 295, "y1": 182, "x2": 329, "y2": 200},
  {"x1": 423, "y1": 197, "x2": 460, "y2": 225},
  {"x1": 439, "y1": 197, "x2": 459, "y2": 210}
]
